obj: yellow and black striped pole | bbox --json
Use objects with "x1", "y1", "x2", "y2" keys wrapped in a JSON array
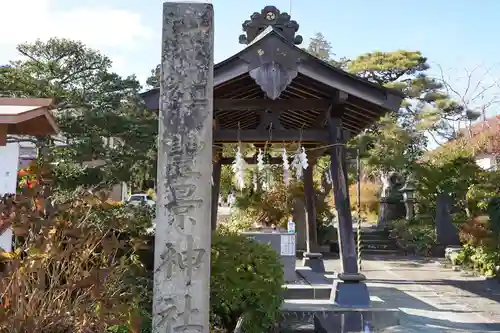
[{"x1": 356, "y1": 149, "x2": 362, "y2": 272}]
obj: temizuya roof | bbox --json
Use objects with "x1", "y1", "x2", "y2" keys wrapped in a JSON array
[{"x1": 141, "y1": 6, "x2": 404, "y2": 142}]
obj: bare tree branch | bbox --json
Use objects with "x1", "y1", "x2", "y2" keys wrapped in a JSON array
[{"x1": 432, "y1": 62, "x2": 500, "y2": 140}]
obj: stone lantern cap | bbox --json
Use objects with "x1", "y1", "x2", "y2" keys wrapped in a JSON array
[
  {"x1": 399, "y1": 177, "x2": 417, "y2": 193},
  {"x1": 0, "y1": 98, "x2": 59, "y2": 145}
]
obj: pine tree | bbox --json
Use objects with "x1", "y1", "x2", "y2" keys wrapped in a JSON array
[{"x1": 0, "y1": 38, "x2": 157, "y2": 190}]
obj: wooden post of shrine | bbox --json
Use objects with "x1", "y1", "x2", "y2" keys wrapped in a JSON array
[
  {"x1": 154, "y1": 2, "x2": 214, "y2": 333},
  {"x1": 302, "y1": 157, "x2": 325, "y2": 272},
  {"x1": 326, "y1": 114, "x2": 369, "y2": 307}
]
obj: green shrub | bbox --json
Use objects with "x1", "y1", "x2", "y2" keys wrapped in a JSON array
[
  {"x1": 210, "y1": 231, "x2": 284, "y2": 333},
  {"x1": 219, "y1": 209, "x2": 255, "y2": 233},
  {"x1": 456, "y1": 198, "x2": 500, "y2": 277},
  {"x1": 456, "y1": 244, "x2": 500, "y2": 276},
  {"x1": 466, "y1": 171, "x2": 500, "y2": 215},
  {"x1": 106, "y1": 231, "x2": 285, "y2": 333},
  {"x1": 107, "y1": 309, "x2": 152, "y2": 333},
  {"x1": 456, "y1": 202, "x2": 500, "y2": 277},
  {"x1": 455, "y1": 243, "x2": 475, "y2": 266},
  {"x1": 390, "y1": 218, "x2": 436, "y2": 256},
  {"x1": 469, "y1": 246, "x2": 500, "y2": 276},
  {"x1": 233, "y1": 180, "x2": 333, "y2": 229},
  {"x1": 414, "y1": 156, "x2": 481, "y2": 217}
]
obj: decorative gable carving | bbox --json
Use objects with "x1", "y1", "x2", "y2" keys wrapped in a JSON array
[{"x1": 239, "y1": 6, "x2": 303, "y2": 45}]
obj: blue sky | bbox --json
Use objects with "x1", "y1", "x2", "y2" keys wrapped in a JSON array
[{"x1": 1, "y1": 0, "x2": 499, "y2": 116}]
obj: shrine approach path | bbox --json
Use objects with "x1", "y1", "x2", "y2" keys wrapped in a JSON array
[{"x1": 318, "y1": 256, "x2": 500, "y2": 332}]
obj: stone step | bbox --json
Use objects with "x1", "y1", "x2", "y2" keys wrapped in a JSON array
[
  {"x1": 359, "y1": 248, "x2": 401, "y2": 255},
  {"x1": 360, "y1": 238, "x2": 395, "y2": 244},
  {"x1": 361, "y1": 246, "x2": 399, "y2": 252},
  {"x1": 355, "y1": 233, "x2": 392, "y2": 240},
  {"x1": 361, "y1": 240, "x2": 398, "y2": 245},
  {"x1": 296, "y1": 246, "x2": 402, "y2": 257},
  {"x1": 355, "y1": 228, "x2": 390, "y2": 235},
  {"x1": 279, "y1": 300, "x2": 400, "y2": 333},
  {"x1": 361, "y1": 243, "x2": 399, "y2": 250},
  {"x1": 358, "y1": 234, "x2": 400, "y2": 253},
  {"x1": 279, "y1": 324, "x2": 314, "y2": 333},
  {"x1": 295, "y1": 250, "x2": 340, "y2": 259},
  {"x1": 357, "y1": 237, "x2": 395, "y2": 244}
]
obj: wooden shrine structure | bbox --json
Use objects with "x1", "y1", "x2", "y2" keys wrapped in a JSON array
[
  {"x1": 0, "y1": 98, "x2": 58, "y2": 146},
  {"x1": 0, "y1": 97, "x2": 58, "y2": 252},
  {"x1": 144, "y1": 5, "x2": 404, "y2": 306}
]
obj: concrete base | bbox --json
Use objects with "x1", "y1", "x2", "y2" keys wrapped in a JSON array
[
  {"x1": 313, "y1": 309, "x2": 400, "y2": 333},
  {"x1": 296, "y1": 267, "x2": 332, "y2": 285},
  {"x1": 314, "y1": 311, "x2": 363, "y2": 333},
  {"x1": 330, "y1": 275, "x2": 370, "y2": 307},
  {"x1": 283, "y1": 284, "x2": 331, "y2": 300},
  {"x1": 302, "y1": 252, "x2": 325, "y2": 273}
]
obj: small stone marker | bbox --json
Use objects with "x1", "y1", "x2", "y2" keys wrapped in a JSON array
[{"x1": 435, "y1": 193, "x2": 460, "y2": 247}]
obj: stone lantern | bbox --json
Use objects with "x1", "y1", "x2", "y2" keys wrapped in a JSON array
[{"x1": 400, "y1": 177, "x2": 416, "y2": 221}]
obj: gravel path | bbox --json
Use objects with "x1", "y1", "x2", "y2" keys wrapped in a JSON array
[{"x1": 319, "y1": 257, "x2": 500, "y2": 332}]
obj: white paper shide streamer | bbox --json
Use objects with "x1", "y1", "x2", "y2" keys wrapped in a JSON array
[
  {"x1": 324, "y1": 170, "x2": 332, "y2": 185},
  {"x1": 282, "y1": 148, "x2": 290, "y2": 185},
  {"x1": 291, "y1": 146, "x2": 309, "y2": 180},
  {"x1": 232, "y1": 146, "x2": 246, "y2": 190},
  {"x1": 257, "y1": 148, "x2": 265, "y2": 172}
]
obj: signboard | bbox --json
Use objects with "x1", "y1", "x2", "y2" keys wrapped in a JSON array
[
  {"x1": 0, "y1": 143, "x2": 19, "y2": 196},
  {"x1": 287, "y1": 220, "x2": 295, "y2": 233},
  {"x1": 280, "y1": 234, "x2": 296, "y2": 256}
]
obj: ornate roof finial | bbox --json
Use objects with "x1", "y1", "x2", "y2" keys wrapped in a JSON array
[{"x1": 238, "y1": 6, "x2": 303, "y2": 45}]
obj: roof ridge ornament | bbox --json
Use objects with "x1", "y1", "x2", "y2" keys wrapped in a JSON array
[{"x1": 239, "y1": 6, "x2": 303, "y2": 45}]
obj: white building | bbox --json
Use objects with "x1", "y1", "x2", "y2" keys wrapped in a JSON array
[
  {"x1": 475, "y1": 153, "x2": 499, "y2": 171},
  {"x1": 468, "y1": 115, "x2": 500, "y2": 171}
]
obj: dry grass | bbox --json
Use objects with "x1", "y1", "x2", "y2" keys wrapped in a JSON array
[
  {"x1": 348, "y1": 181, "x2": 381, "y2": 216},
  {"x1": 0, "y1": 165, "x2": 144, "y2": 333},
  {"x1": 459, "y1": 215, "x2": 492, "y2": 246}
]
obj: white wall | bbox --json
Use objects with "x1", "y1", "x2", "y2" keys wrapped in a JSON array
[
  {"x1": 0, "y1": 143, "x2": 20, "y2": 252},
  {"x1": 475, "y1": 153, "x2": 498, "y2": 171}
]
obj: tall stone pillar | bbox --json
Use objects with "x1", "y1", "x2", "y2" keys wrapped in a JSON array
[{"x1": 154, "y1": 3, "x2": 214, "y2": 333}]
